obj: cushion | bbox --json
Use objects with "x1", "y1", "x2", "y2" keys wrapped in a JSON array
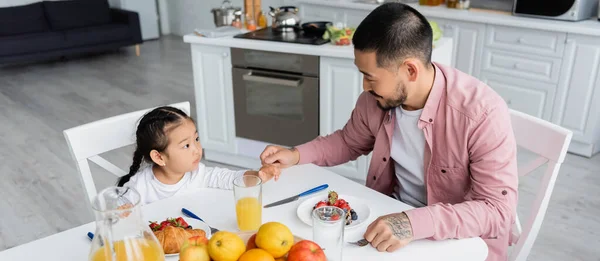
[
  {"x1": 64, "y1": 24, "x2": 131, "y2": 47},
  {"x1": 43, "y1": 0, "x2": 111, "y2": 30},
  {"x1": 0, "y1": 32, "x2": 66, "y2": 56},
  {"x1": 0, "y1": 3, "x2": 49, "y2": 36}
]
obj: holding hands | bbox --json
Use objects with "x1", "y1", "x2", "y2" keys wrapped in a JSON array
[
  {"x1": 259, "y1": 145, "x2": 300, "y2": 169},
  {"x1": 244, "y1": 163, "x2": 281, "y2": 183}
]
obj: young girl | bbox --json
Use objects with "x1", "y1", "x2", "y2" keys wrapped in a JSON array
[{"x1": 117, "y1": 106, "x2": 280, "y2": 205}]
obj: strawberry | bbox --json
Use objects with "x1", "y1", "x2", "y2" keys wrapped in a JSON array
[
  {"x1": 149, "y1": 221, "x2": 161, "y2": 231},
  {"x1": 176, "y1": 217, "x2": 189, "y2": 228},
  {"x1": 314, "y1": 201, "x2": 328, "y2": 209},
  {"x1": 331, "y1": 214, "x2": 340, "y2": 221},
  {"x1": 159, "y1": 223, "x2": 168, "y2": 231},
  {"x1": 339, "y1": 203, "x2": 351, "y2": 211},
  {"x1": 328, "y1": 191, "x2": 339, "y2": 205},
  {"x1": 337, "y1": 199, "x2": 347, "y2": 205}
]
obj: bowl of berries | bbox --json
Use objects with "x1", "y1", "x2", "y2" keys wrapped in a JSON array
[{"x1": 296, "y1": 190, "x2": 371, "y2": 229}]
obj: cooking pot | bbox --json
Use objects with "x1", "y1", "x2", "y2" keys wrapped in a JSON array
[
  {"x1": 211, "y1": 0, "x2": 242, "y2": 27},
  {"x1": 269, "y1": 6, "x2": 301, "y2": 31},
  {"x1": 301, "y1": 21, "x2": 332, "y2": 37}
]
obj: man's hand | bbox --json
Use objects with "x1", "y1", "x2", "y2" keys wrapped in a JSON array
[
  {"x1": 259, "y1": 145, "x2": 300, "y2": 169},
  {"x1": 364, "y1": 212, "x2": 414, "y2": 252}
]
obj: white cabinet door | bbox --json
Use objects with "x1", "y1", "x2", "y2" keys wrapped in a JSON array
[
  {"x1": 344, "y1": 9, "x2": 369, "y2": 27},
  {"x1": 191, "y1": 45, "x2": 237, "y2": 153},
  {"x1": 480, "y1": 72, "x2": 556, "y2": 121},
  {"x1": 554, "y1": 34, "x2": 600, "y2": 156},
  {"x1": 431, "y1": 18, "x2": 485, "y2": 77},
  {"x1": 320, "y1": 56, "x2": 370, "y2": 183},
  {"x1": 299, "y1": 3, "x2": 344, "y2": 23}
]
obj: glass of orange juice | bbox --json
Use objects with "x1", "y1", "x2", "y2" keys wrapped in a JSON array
[{"x1": 233, "y1": 175, "x2": 262, "y2": 231}]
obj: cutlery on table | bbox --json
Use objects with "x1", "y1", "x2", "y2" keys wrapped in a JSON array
[
  {"x1": 347, "y1": 238, "x2": 369, "y2": 247},
  {"x1": 181, "y1": 208, "x2": 219, "y2": 234},
  {"x1": 264, "y1": 184, "x2": 329, "y2": 208}
]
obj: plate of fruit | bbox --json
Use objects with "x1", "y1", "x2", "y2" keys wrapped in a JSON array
[
  {"x1": 148, "y1": 217, "x2": 211, "y2": 256},
  {"x1": 296, "y1": 190, "x2": 371, "y2": 229}
]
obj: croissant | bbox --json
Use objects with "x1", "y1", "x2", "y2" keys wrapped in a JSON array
[{"x1": 153, "y1": 225, "x2": 207, "y2": 254}]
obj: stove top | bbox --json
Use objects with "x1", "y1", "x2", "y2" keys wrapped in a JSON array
[{"x1": 234, "y1": 28, "x2": 330, "y2": 45}]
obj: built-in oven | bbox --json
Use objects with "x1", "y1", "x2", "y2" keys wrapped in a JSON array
[{"x1": 231, "y1": 48, "x2": 319, "y2": 147}]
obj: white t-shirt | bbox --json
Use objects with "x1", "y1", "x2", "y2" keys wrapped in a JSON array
[
  {"x1": 124, "y1": 162, "x2": 246, "y2": 205},
  {"x1": 390, "y1": 106, "x2": 427, "y2": 208}
]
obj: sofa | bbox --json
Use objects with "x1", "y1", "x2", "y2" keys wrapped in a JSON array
[{"x1": 0, "y1": 0, "x2": 142, "y2": 64}]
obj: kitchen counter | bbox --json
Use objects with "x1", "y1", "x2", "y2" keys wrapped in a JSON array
[
  {"x1": 183, "y1": 34, "x2": 453, "y2": 63},
  {"x1": 293, "y1": 0, "x2": 600, "y2": 36}
]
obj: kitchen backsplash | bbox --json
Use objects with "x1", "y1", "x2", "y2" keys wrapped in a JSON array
[{"x1": 469, "y1": 0, "x2": 514, "y2": 12}]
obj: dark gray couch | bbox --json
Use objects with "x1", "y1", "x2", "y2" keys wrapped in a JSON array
[{"x1": 0, "y1": 0, "x2": 142, "y2": 64}]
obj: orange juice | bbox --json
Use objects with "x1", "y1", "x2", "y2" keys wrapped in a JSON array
[
  {"x1": 90, "y1": 238, "x2": 164, "y2": 261},
  {"x1": 236, "y1": 197, "x2": 262, "y2": 231}
]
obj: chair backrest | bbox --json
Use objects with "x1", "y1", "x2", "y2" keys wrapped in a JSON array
[
  {"x1": 63, "y1": 102, "x2": 191, "y2": 203},
  {"x1": 508, "y1": 109, "x2": 572, "y2": 261}
]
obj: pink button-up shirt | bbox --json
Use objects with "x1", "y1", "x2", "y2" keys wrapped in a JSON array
[{"x1": 296, "y1": 62, "x2": 518, "y2": 261}]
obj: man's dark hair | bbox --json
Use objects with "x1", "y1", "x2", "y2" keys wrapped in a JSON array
[{"x1": 352, "y1": 3, "x2": 433, "y2": 68}]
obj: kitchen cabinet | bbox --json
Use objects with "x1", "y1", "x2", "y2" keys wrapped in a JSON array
[
  {"x1": 554, "y1": 34, "x2": 600, "y2": 157},
  {"x1": 298, "y1": 3, "x2": 345, "y2": 24},
  {"x1": 480, "y1": 72, "x2": 556, "y2": 121},
  {"x1": 320, "y1": 56, "x2": 371, "y2": 183},
  {"x1": 190, "y1": 45, "x2": 237, "y2": 153},
  {"x1": 431, "y1": 18, "x2": 486, "y2": 77}
]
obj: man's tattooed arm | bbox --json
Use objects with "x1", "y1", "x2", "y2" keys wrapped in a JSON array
[{"x1": 383, "y1": 212, "x2": 414, "y2": 240}]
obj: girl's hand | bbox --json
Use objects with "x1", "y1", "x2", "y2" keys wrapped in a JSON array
[{"x1": 258, "y1": 164, "x2": 281, "y2": 182}]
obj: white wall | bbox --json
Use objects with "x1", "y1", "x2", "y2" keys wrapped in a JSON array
[
  {"x1": 0, "y1": 0, "x2": 59, "y2": 7},
  {"x1": 167, "y1": 0, "x2": 285, "y2": 36}
]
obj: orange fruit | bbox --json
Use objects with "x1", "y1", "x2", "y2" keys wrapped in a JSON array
[
  {"x1": 238, "y1": 249, "x2": 275, "y2": 261},
  {"x1": 275, "y1": 257, "x2": 287, "y2": 261},
  {"x1": 207, "y1": 231, "x2": 245, "y2": 261},
  {"x1": 255, "y1": 222, "x2": 294, "y2": 258}
]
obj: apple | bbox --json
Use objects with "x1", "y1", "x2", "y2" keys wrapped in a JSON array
[
  {"x1": 247, "y1": 233, "x2": 258, "y2": 250},
  {"x1": 180, "y1": 236, "x2": 210, "y2": 261},
  {"x1": 287, "y1": 240, "x2": 326, "y2": 261}
]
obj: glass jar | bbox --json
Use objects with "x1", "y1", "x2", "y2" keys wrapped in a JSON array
[
  {"x1": 88, "y1": 187, "x2": 164, "y2": 261},
  {"x1": 447, "y1": 0, "x2": 470, "y2": 9},
  {"x1": 419, "y1": 0, "x2": 444, "y2": 6}
]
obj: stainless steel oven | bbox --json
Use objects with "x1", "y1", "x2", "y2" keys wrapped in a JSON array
[{"x1": 231, "y1": 48, "x2": 319, "y2": 147}]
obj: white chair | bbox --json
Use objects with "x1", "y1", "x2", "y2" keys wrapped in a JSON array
[
  {"x1": 508, "y1": 109, "x2": 573, "y2": 261},
  {"x1": 63, "y1": 102, "x2": 191, "y2": 203}
]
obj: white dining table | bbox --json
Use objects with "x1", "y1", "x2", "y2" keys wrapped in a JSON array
[{"x1": 0, "y1": 164, "x2": 488, "y2": 260}]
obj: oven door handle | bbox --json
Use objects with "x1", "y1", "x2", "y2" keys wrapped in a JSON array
[{"x1": 242, "y1": 73, "x2": 301, "y2": 87}]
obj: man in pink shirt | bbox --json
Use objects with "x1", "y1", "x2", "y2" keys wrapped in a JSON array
[{"x1": 260, "y1": 3, "x2": 518, "y2": 261}]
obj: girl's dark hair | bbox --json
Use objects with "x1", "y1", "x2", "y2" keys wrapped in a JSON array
[{"x1": 117, "y1": 106, "x2": 191, "y2": 187}]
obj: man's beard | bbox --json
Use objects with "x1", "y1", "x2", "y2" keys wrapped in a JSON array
[{"x1": 371, "y1": 82, "x2": 407, "y2": 111}]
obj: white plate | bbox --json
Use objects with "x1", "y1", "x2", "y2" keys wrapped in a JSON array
[
  {"x1": 153, "y1": 218, "x2": 211, "y2": 257},
  {"x1": 296, "y1": 194, "x2": 370, "y2": 229}
]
